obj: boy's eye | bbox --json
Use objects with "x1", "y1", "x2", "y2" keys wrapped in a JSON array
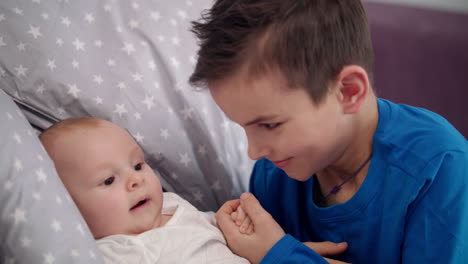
[
  {"x1": 103, "y1": 176, "x2": 115, "y2": 186},
  {"x1": 261, "y1": 123, "x2": 280, "y2": 130},
  {"x1": 134, "y1": 163, "x2": 143, "y2": 171}
]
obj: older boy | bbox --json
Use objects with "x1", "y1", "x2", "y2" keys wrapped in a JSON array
[
  {"x1": 39, "y1": 117, "x2": 250, "y2": 264},
  {"x1": 189, "y1": 0, "x2": 468, "y2": 264}
]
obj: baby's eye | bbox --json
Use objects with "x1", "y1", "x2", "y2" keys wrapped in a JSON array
[
  {"x1": 261, "y1": 123, "x2": 280, "y2": 130},
  {"x1": 103, "y1": 176, "x2": 115, "y2": 186},
  {"x1": 134, "y1": 163, "x2": 143, "y2": 171}
]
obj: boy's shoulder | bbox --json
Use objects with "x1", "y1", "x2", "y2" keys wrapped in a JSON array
[
  {"x1": 376, "y1": 98, "x2": 466, "y2": 153},
  {"x1": 374, "y1": 98, "x2": 467, "y2": 178}
]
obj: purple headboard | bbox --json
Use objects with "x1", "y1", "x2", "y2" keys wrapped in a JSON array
[{"x1": 364, "y1": 2, "x2": 467, "y2": 137}]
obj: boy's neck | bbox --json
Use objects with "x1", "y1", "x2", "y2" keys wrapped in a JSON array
[{"x1": 316, "y1": 91, "x2": 378, "y2": 206}]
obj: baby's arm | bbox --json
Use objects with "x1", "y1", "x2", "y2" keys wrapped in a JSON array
[{"x1": 231, "y1": 205, "x2": 254, "y2": 235}]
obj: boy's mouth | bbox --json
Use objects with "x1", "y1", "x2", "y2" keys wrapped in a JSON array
[
  {"x1": 130, "y1": 198, "x2": 149, "y2": 211},
  {"x1": 271, "y1": 157, "x2": 292, "y2": 168}
]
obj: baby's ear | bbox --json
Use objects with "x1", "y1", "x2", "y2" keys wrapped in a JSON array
[{"x1": 337, "y1": 65, "x2": 370, "y2": 114}]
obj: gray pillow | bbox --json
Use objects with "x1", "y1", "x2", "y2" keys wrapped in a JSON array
[
  {"x1": 0, "y1": 0, "x2": 253, "y2": 211},
  {"x1": 0, "y1": 89, "x2": 104, "y2": 263}
]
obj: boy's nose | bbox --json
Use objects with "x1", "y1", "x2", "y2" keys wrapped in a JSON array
[{"x1": 247, "y1": 140, "x2": 270, "y2": 160}]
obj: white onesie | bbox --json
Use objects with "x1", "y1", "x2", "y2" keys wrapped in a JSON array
[{"x1": 97, "y1": 192, "x2": 250, "y2": 264}]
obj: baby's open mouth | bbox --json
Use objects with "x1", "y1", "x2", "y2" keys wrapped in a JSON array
[{"x1": 130, "y1": 198, "x2": 149, "y2": 211}]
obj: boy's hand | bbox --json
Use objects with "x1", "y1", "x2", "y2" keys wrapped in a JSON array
[
  {"x1": 216, "y1": 192, "x2": 285, "y2": 264},
  {"x1": 217, "y1": 192, "x2": 350, "y2": 264},
  {"x1": 303, "y1": 242, "x2": 350, "y2": 264},
  {"x1": 231, "y1": 205, "x2": 254, "y2": 234}
]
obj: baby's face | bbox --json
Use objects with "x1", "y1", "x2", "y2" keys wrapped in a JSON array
[{"x1": 52, "y1": 121, "x2": 165, "y2": 239}]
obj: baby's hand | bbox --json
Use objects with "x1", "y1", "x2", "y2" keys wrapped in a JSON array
[{"x1": 230, "y1": 205, "x2": 254, "y2": 235}]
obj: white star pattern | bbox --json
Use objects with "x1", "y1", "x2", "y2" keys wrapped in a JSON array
[
  {"x1": 193, "y1": 190, "x2": 203, "y2": 202},
  {"x1": 122, "y1": 42, "x2": 135, "y2": 55},
  {"x1": 56, "y1": 38, "x2": 64, "y2": 46},
  {"x1": 21, "y1": 237, "x2": 32, "y2": 248},
  {"x1": 142, "y1": 95, "x2": 155, "y2": 110},
  {"x1": 172, "y1": 36, "x2": 180, "y2": 46},
  {"x1": 94, "y1": 40, "x2": 103, "y2": 47},
  {"x1": 132, "y1": 72, "x2": 143, "y2": 82},
  {"x1": 67, "y1": 83, "x2": 80, "y2": 98},
  {"x1": 93, "y1": 75, "x2": 104, "y2": 85},
  {"x1": 43, "y1": 253, "x2": 55, "y2": 264},
  {"x1": 17, "y1": 42, "x2": 26, "y2": 51},
  {"x1": 94, "y1": 96, "x2": 103, "y2": 105},
  {"x1": 14, "y1": 159, "x2": 23, "y2": 171},
  {"x1": 170, "y1": 57, "x2": 180, "y2": 68},
  {"x1": 160, "y1": 128, "x2": 169, "y2": 140},
  {"x1": 14, "y1": 64, "x2": 28, "y2": 77},
  {"x1": 13, "y1": 132, "x2": 22, "y2": 144},
  {"x1": 36, "y1": 84, "x2": 45, "y2": 94},
  {"x1": 151, "y1": 11, "x2": 161, "y2": 22},
  {"x1": 134, "y1": 112, "x2": 142, "y2": 120},
  {"x1": 13, "y1": 7, "x2": 24, "y2": 16},
  {"x1": 27, "y1": 25, "x2": 42, "y2": 39},
  {"x1": 134, "y1": 132, "x2": 144, "y2": 143},
  {"x1": 32, "y1": 192, "x2": 41, "y2": 201},
  {"x1": 11, "y1": 208, "x2": 27, "y2": 224},
  {"x1": 0, "y1": 14, "x2": 5, "y2": 22},
  {"x1": 177, "y1": 10, "x2": 188, "y2": 20},
  {"x1": 72, "y1": 59, "x2": 79, "y2": 69},
  {"x1": 51, "y1": 219, "x2": 62, "y2": 232},
  {"x1": 61, "y1": 16, "x2": 71, "y2": 27},
  {"x1": 72, "y1": 38, "x2": 85, "y2": 51},
  {"x1": 36, "y1": 168, "x2": 47, "y2": 183},
  {"x1": 57, "y1": 107, "x2": 66, "y2": 116},
  {"x1": 76, "y1": 223, "x2": 85, "y2": 236},
  {"x1": 70, "y1": 249, "x2": 80, "y2": 257},
  {"x1": 56, "y1": 196, "x2": 63, "y2": 205},
  {"x1": 117, "y1": 81, "x2": 126, "y2": 89},
  {"x1": 0, "y1": 36, "x2": 6, "y2": 47},
  {"x1": 179, "y1": 152, "x2": 191, "y2": 167},
  {"x1": 180, "y1": 106, "x2": 194, "y2": 120},
  {"x1": 129, "y1": 19, "x2": 139, "y2": 29},
  {"x1": 84, "y1": 13, "x2": 95, "y2": 24},
  {"x1": 103, "y1": 4, "x2": 111, "y2": 12},
  {"x1": 47, "y1": 59, "x2": 56, "y2": 71},
  {"x1": 4, "y1": 180, "x2": 13, "y2": 191},
  {"x1": 114, "y1": 104, "x2": 128, "y2": 117},
  {"x1": 107, "y1": 58, "x2": 116, "y2": 66},
  {"x1": 148, "y1": 60, "x2": 156, "y2": 71}
]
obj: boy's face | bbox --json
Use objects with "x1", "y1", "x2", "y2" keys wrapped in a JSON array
[
  {"x1": 210, "y1": 70, "x2": 352, "y2": 181},
  {"x1": 50, "y1": 121, "x2": 165, "y2": 239}
]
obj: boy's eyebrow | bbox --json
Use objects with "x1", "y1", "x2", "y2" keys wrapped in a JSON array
[{"x1": 244, "y1": 115, "x2": 277, "y2": 126}]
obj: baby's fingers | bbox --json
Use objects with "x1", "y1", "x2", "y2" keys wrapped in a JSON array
[
  {"x1": 235, "y1": 205, "x2": 246, "y2": 225},
  {"x1": 239, "y1": 215, "x2": 254, "y2": 235},
  {"x1": 231, "y1": 211, "x2": 238, "y2": 224}
]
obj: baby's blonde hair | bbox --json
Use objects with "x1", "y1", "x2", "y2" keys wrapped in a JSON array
[{"x1": 39, "y1": 117, "x2": 107, "y2": 152}]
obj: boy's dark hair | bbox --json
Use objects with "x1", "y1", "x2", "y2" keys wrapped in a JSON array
[{"x1": 189, "y1": 0, "x2": 374, "y2": 103}]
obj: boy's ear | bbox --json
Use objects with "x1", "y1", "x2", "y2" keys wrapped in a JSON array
[{"x1": 336, "y1": 65, "x2": 370, "y2": 114}]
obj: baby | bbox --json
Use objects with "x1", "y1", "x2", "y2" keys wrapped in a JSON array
[{"x1": 39, "y1": 117, "x2": 250, "y2": 264}]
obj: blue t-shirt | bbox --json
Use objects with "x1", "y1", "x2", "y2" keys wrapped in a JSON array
[{"x1": 251, "y1": 99, "x2": 468, "y2": 264}]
